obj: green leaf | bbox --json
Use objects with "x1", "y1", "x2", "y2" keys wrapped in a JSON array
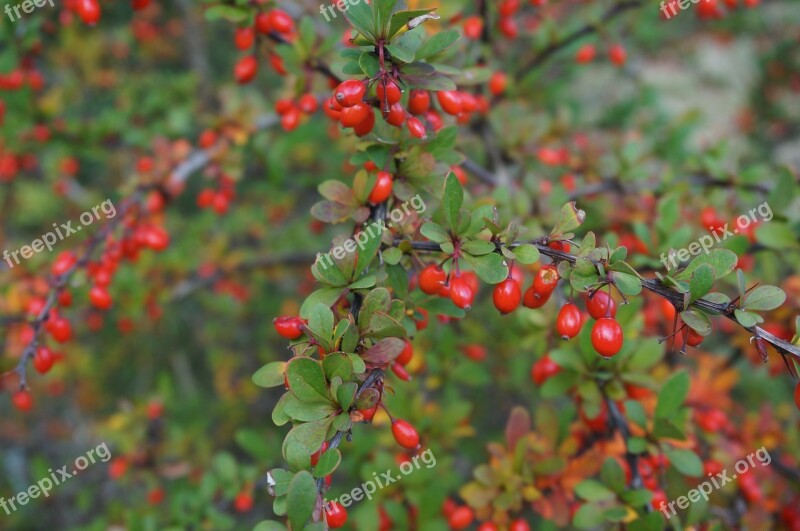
[
  {"x1": 575, "y1": 479, "x2": 617, "y2": 502},
  {"x1": 573, "y1": 502, "x2": 608, "y2": 528},
  {"x1": 621, "y1": 489, "x2": 653, "y2": 508},
  {"x1": 284, "y1": 395, "x2": 337, "y2": 422},
  {"x1": 756, "y1": 222, "x2": 800, "y2": 250},
  {"x1": 628, "y1": 512, "x2": 665, "y2": 531},
  {"x1": 253, "y1": 520, "x2": 288, "y2": 531},
  {"x1": 312, "y1": 448, "x2": 342, "y2": 478},
  {"x1": 287, "y1": 471, "x2": 317, "y2": 529},
  {"x1": 550, "y1": 202, "x2": 586, "y2": 237},
  {"x1": 336, "y1": 382, "x2": 358, "y2": 410},
  {"x1": 318, "y1": 180, "x2": 357, "y2": 205},
  {"x1": 627, "y1": 437, "x2": 648, "y2": 454},
  {"x1": 348, "y1": 274, "x2": 377, "y2": 290},
  {"x1": 600, "y1": 458, "x2": 626, "y2": 493},
  {"x1": 743, "y1": 285, "x2": 786, "y2": 311},
  {"x1": 442, "y1": 172, "x2": 463, "y2": 230},
  {"x1": 665, "y1": 447, "x2": 703, "y2": 477},
  {"x1": 655, "y1": 371, "x2": 689, "y2": 419},
  {"x1": 374, "y1": 0, "x2": 399, "y2": 38},
  {"x1": 253, "y1": 362, "x2": 286, "y2": 388},
  {"x1": 611, "y1": 271, "x2": 642, "y2": 296},
  {"x1": 570, "y1": 258, "x2": 599, "y2": 292},
  {"x1": 461, "y1": 239, "x2": 495, "y2": 256},
  {"x1": 511, "y1": 244, "x2": 540, "y2": 264},
  {"x1": 420, "y1": 221, "x2": 450, "y2": 243},
  {"x1": 419, "y1": 297, "x2": 467, "y2": 318},
  {"x1": 415, "y1": 30, "x2": 460, "y2": 60},
  {"x1": 688, "y1": 264, "x2": 714, "y2": 304},
  {"x1": 735, "y1": 309, "x2": 763, "y2": 328},
  {"x1": 204, "y1": 5, "x2": 250, "y2": 23},
  {"x1": 344, "y1": 0, "x2": 377, "y2": 40},
  {"x1": 674, "y1": 249, "x2": 738, "y2": 281},
  {"x1": 286, "y1": 358, "x2": 333, "y2": 404},
  {"x1": 306, "y1": 304, "x2": 335, "y2": 348},
  {"x1": 358, "y1": 287, "x2": 391, "y2": 330},
  {"x1": 282, "y1": 418, "x2": 334, "y2": 467},
  {"x1": 299, "y1": 288, "x2": 344, "y2": 318},
  {"x1": 322, "y1": 353, "x2": 354, "y2": 382},
  {"x1": 387, "y1": 9, "x2": 437, "y2": 39},
  {"x1": 624, "y1": 399, "x2": 648, "y2": 429},
  {"x1": 460, "y1": 251, "x2": 508, "y2": 284},
  {"x1": 681, "y1": 309, "x2": 712, "y2": 335}
]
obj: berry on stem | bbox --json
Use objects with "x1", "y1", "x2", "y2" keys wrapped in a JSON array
[
  {"x1": 591, "y1": 318, "x2": 624, "y2": 357},
  {"x1": 273, "y1": 316, "x2": 305, "y2": 339},
  {"x1": 493, "y1": 278, "x2": 521, "y2": 314},
  {"x1": 419, "y1": 265, "x2": 447, "y2": 295},
  {"x1": 556, "y1": 302, "x2": 582, "y2": 339},
  {"x1": 449, "y1": 276, "x2": 475, "y2": 310},
  {"x1": 325, "y1": 501, "x2": 348, "y2": 528},
  {"x1": 391, "y1": 418, "x2": 420, "y2": 449}
]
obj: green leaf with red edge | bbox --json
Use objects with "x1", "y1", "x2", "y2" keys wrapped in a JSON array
[
  {"x1": 550, "y1": 202, "x2": 586, "y2": 237},
  {"x1": 361, "y1": 337, "x2": 406, "y2": 365},
  {"x1": 319, "y1": 180, "x2": 358, "y2": 206}
]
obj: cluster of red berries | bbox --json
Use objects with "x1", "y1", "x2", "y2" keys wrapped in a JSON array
[
  {"x1": 574, "y1": 43, "x2": 627, "y2": 66},
  {"x1": 197, "y1": 174, "x2": 237, "y2": 215},
  {"x1": 326, "y1": 78, "x2": 490, "y2": 139},
  {"x1": 554, "y1": 290, "x2": 624, "y2": 358},
  {"x1": 442, "y1": 498, "x2": 531, "y2": 531},
  {"x1": 274, "y1": 94, "x2": 319, "y2": 131},
  {"x1": 233, "y1": 9, "x2": 295, "y2": 84},
  {"x1": 418, "y1": 265, "x2": 480, "y2": 310}
]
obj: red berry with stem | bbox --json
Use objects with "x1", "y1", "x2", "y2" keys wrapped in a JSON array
[
  {"x1": 531, "y1": 354, "x2": 560, "y2": 385},
  {"x1": 89, "y1": 286, "x2": 112, "y2": 310},
  {"x1": 234, "y1": 55, "x2": 258, "y2": 84},
  {"x1": 591, "y1": 318, "x2": 624, "y2": 358},
  {"x1": 419, "y1": 265, "x2": 446, "y2": 295},
  {"x1": 384, "y1": 102, "x2": 406, "y2": 126},
  {"x1": 448, "y1": 506, "x2": 474, "y2": 530},
  {"x1": 325, "y1": 501, "x2": 348, "y2": 528},
  {"x1": 377, "y1": 80, "x2": 402, "y2": 107},
  {"x1": 556, "y1": 303, "x2": 583, "y2": 339},
  {"x1": 493, "y1": 278, "x2": 521, "y2": 314},
  {"x1": 12, "y1": 390, "x2": 33, "y2": 412},
  {"x1": 391, "y1": 418, "x2": 420, "y2": 449},
  {"x1": 334, "y1": 79, "x2": 366, "y2": 107},
  {"x1": 267, "y1": 9, "x2": 294, "y2": 34},
  {"x1": 273, "y1": 316, "x2": 304, "y2": 339},
  {"x1": 686, "y1": 327, "x2": 704, "y2": 347},
  {"x1": 34, "y1": 346, "x2": 55, "y2": 374},
  {"x1": 392, "y1": 361, "x2": 411, "y2": 381},
  {"x1": 368, "y1": 171, "x2": 393, "y2": 204},
  {"x1": 353, "y1": 108, "x2": 376, "y2": 136},
  {"x1": 533, "y1": 264, "x2": 559, "y2": 296},
  {"x1": 586, "y1": 290, "x2": 616, "y2": 320},
  {"x1": 340, "y1": 102, "x2": 371, "y2": 127},
  {"x1": 408, "y1": 90, "x2": 430, "y2": 115},
  {"x1": 449, "y1": 277, "x2": 474, "y2": 310}
]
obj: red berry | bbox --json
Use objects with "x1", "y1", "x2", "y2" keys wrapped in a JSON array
[
  {"x1": 407, "y1": 116, "x2": 427, "y2": 139},
  {"x1": 353, "y1": 109, "x2": 376, "y2": 136},
  {"x1": 334, "y1": 79, "x2": 366, "y2": 107},
  {"x1": 275, "y1": 98, "x2": 294, "y2": 115},
  {"x1": 34, "y1": 347, "x2": 55, "y2": 374},
  {"x1": 144, "y1": 226, "x2": 170, "y2": 251},
  {"x1": 462, "y1": 344, "x2": 487, "y2": 361},
  {"x1": 795, "y1": 382, "x2": 800, "y2": 411},
  {"x1": 391, "y1": 361, "x2": 411, "y2": 381},
  {"x1": 298, "y1": 94, "x2": 318, "y2": 114},
  {"x1": 463, "y1": 16, "x2": 484, "y2": 39},
  {"x1": 89, "y1": 286, "x2": 112, "y2": 310},
  {"x1": 493, "y1": 278, "x2": 521, "y2": 314},
  {"x1": 531, "y1": 354, "x2": 560, "y2": 385},
  {"x1": 267, "y1": 9, "x2": 294, "y2": 34},
  {"x1": 52, "y1": 251, "x2": 77, "y2": 277},
  {"x1": 509, "y1": 520, "x2": 531, "y2": 531},
  {"x1": 391, "y1": 419, "x2": 420, "y2": 449},
  {"x1": 132, "y1": 0, "x2": 151, "y2": 10},
  {"x1": 499, "y1": 0, "x2": 521, "y2": 16},
  {"x1": 273, "y1": 316, "x2": 304, "y2": 339},
  {"x1": 437, "y1": 90, "x2": 462, "y2": 115},
  {"x1": 147, "y1": 487, "x2": 164, "y2": 505},
  {"x1": 498, "y1": 16, "x2": 518, "y2": 39},
  {"x1": 368, "y1": 171, "x2": 393, "y2": 204},
  {"x1": 255, "y1": 12, "x2": 272, "y2": 34},
  {"x1": 377, "y1": 80, "x2": 402, "y2": 106},
  {"x1": 234, "y1": 56, "x2": 258, "y2": 84},
  {"x1": 384, "y1": 102, "x2": 406, "y2": 127},
  {"x1": 147, "y1": 401, "x2": 163, "y2": 419},
  {"x1": 234, "y1": 492, "x2": 253, "y2": 512},
  {"x1": 280, "y1": 107, "x2": 301, "y2": 131},
  {"x1": 408, "y1": 90, "x2": 430, "y2": 115},
  {"x1": 397, "y1": 340, "x2": 413, "y2": 365},
  {"x1": 575, "y1": 44, "x2": 596, "y2": 63},
  {"x1": 77, "y1": 0, "x2": 101, "y2": 25},
  {"x1": 448, "y1": 506, "x2": 474, "y2": 530},
  {"x1": 488, "y1": 71, "x2": 507, "y2": 96},
  {"x1": 478, "y1": 523, "x2": 499, "y2": 531},
  {"x1": 325, "y1": 501, "x2": 348, "y2": 528},
  {"x1": 234, "y1": 27, "x2": 255, "y2": 50},
  {"x1": 556, "y1": 303, "x2": 583, "y2": 339},
  {"x1": 310, "y1": 441, "x2": 329, "y2": 466},
  {"x1": 686, "y1": 328, "x2": 704, "y2": 347},
  {"x1": 449, "y1": 277, "x2": 475, "y2": 310},
  {"x1": 12, "y1": 390, "x2": 33, "y2": 412},
  {"x1": 340, "y1": 102, "x2": 371, "y2": 127},
  {"x1": 586, "y1": 290, "x2": 616, "y2": 320},
  {"x1": 591, "y1": 318, "x2": 624, "y2": 358},
  {"x1": 609, "y1": 44, "x2": 627, "y2": 66},
  {"x1": 419, "y1": 265, "x2": 446, "y2": 295},
  {"x1": 47, "y1": 317, "x2": 72, "y2": 343}
]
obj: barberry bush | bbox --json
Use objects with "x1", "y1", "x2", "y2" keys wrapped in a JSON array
[{"x1": 1, "y1": 0, "x2": 799, "y2": 530}]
